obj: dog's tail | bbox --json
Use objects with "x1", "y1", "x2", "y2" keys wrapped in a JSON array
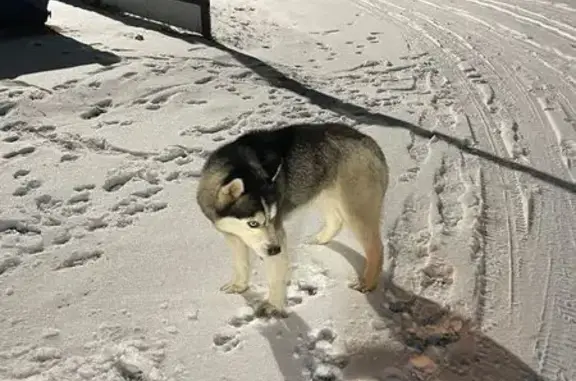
[{"x1": 358, "y1": 133, "x2": 390, "y2": 193}]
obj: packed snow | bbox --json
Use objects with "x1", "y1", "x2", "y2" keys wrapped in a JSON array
[{"x1": 1, "y1": 0, "x2": 575, "y2": 380}]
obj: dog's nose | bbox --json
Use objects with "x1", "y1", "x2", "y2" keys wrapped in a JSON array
[{"x1": 267, "y1": 245, "x2": 282, "y2": 256}]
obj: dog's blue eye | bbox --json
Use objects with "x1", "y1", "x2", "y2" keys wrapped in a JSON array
[{"x1": 247, "y1": 221, "x2": 260, "y2": 228}]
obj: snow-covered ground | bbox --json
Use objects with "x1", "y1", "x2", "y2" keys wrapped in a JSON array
[{"x1": 1, "y1": 0, "x2": 575, "y2": 379}]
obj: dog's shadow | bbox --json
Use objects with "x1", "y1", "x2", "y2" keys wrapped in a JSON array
[
  {"x1": 240, "y1": 291, "x2": 311, "y2": 381},
  {"x1": 327, "y1": 241, "x2": 544, "y2": 381},
  {"x1": 243, "y1": 241, "x2": 543, "y2": 380}
]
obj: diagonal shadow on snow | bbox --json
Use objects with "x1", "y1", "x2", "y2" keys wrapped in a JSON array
[
  {"x1": 57, "y1": 0, "x2": 576, "y2": 194},
  {"x1": 208, "y1": 46, "x2": 576, "y2": 196}
]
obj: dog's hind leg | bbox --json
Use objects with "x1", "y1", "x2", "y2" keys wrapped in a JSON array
[
  {"x1": 340, "y1": 182, "x2": 386, "y2": 293},
  {"x1": 308, "y1": 191, "x2": 343, "y2": 245},
  {"x1": 220, "y1": 233, "x2": 251, "y2": 294},
  {"x1": 346, "y1": 218, "x2": 384, "y2": 293}
]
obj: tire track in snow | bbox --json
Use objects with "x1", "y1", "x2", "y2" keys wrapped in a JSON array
[
  {"x1": 532, "y1": 55, "x2": 576, "y2": 90},
  {"x1": 462, "y1": 0, "x2": 576, "y2": 43},
  {"x1": 398, "y1": 10, "x2": 526, "y2": 322},
  {"x1": 362, "y1": 0, "x2": 576, "y2": 377},
  {"x1": 488, "y1": 0, "x2": 576, "y2": 35},
  {"x1": 535, "y1": 209, "x2": 576, "y2": 381},
  {"x1": 422, "y1": 4, "x2": 576, "y2": 378},
  {"x1": 536, "y1": 96, "x2": 576, "y2": 182},
  {"x1": 386, "y1": 0, "x2": 575, "y2": 227},
  {"x1": 418, "y1": 0, "x2": 576, "y2": 184},
  {"x1": 402, "y1": 0, "x2": 539, "y2": 237},
  {"x1": 407, "y1": 0, "x2": 576, "y2": 66},
  {"x1": 408, "y1": 0, "x2": 576, "y2": 185},
  {"x1": 518, "y1": 0, "x2": 576, "y2": 14},
  {"x1": 405, "y1": 0, "x2": 576, "y2": 89},
  {"x1": 449, "y1": 107, "x2": 488, "y2": 324},
  {"x1": 357, "y1": 4, "x2": 576, "y2": 365},
  {"x1": 354, "y1": 0, "x2": 508, "y2": 325},
  {"x1": 535, "y1": 252, "x2": 553, "y2": 377},
  {"x1": 495, "y1": 22, "x2": 576, "y2": 62}
]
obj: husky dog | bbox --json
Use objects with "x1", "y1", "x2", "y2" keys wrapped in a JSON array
[{"x1": 196, "y1": 122, "x2": 389, "y2": 317}]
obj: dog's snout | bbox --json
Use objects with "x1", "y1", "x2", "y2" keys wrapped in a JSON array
[{"x1": 267, "y1": 245, "x2": 282, "y2": 256}]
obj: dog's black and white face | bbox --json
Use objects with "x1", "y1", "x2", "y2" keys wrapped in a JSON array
[{"x1": 214, "y1": 178, "x2": 283, "y2": 257}]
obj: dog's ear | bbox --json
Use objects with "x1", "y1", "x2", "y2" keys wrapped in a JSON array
[{"x1": 218, "y1": 178, "x2": 244, "y2": 203}]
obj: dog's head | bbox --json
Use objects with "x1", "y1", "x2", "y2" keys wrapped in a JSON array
[{"x1": 213, "y1": 164, "x2": 284, "y2": 257}]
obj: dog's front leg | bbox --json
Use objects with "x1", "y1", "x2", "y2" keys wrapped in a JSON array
[
  {"x1": 220, "y1": 233, "x2": 251, "y2": 294},
  {"x1": 257, "y1": 229, "x2": 290, "y2": 318},
  {"x1": 257, "y1": 252, "x2": 290, "y2": 318}
]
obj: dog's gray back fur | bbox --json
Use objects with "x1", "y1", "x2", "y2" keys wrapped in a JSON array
[{"x1": 196, "y1": 122, "x2": 388, "y2": 223}]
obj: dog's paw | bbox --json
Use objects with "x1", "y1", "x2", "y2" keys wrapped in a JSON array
[
  {"x1": 348, "y1": 278, "x2": 377, "y2": 293},
  {"x1": 220, "y1": 281, "x2": 249, "y2": 294},
  {"x1": 254, "y1": 301, "x2": 288, "y2": 319}
]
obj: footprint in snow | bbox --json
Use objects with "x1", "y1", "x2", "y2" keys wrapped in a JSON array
[
  {"x1": 2, "y1": 145, "x2": 35, "y2": 159},
  {"x1": 80, "y1": 98, "x2": 113, "y2": 120},
  {"x1": 213, "y1": 329, "x2": 241, "y2": 352}
]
